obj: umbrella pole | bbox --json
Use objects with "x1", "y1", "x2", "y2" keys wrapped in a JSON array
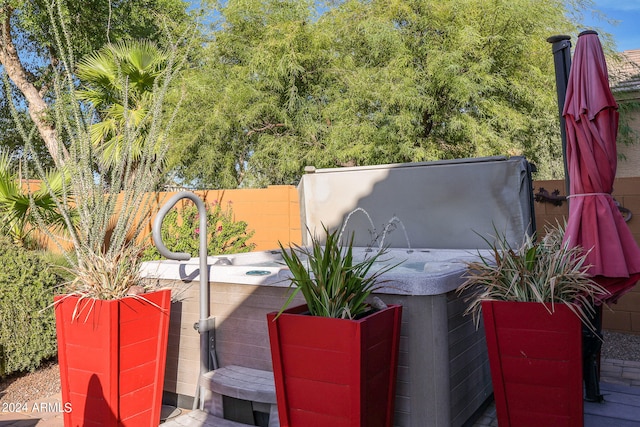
[
  {"x1": 583, "y1": 304, "x2": 604, "y2": 402},
  {"x1": 547, "y1": 35, "x2": 572, "y2": 197}
]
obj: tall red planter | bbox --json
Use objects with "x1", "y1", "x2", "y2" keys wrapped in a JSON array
[
  {"x1": 481, "y1": 300, "x2": 583, "y2": 427},
  {"x1": 54, "y1": 289, "x2": 171, "y2": 427},
  {"x1": 267, "y1": 304, "x2": 402, "y2": 427}
]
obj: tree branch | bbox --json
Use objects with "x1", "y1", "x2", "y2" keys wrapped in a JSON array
[
  {"x1": 246, "y1": 123, "x2": 285, "y2": 137},
  {"x1": 0, "y1": 5, "x2": 67, "y2": 167}
]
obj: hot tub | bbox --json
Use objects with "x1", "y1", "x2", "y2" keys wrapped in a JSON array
[
  {"x1": 146, "y1": 156, "x2": 535, "y2": 426},
  {"x1": 141, "y1": 247, "x2": 493, "y2": 427}
]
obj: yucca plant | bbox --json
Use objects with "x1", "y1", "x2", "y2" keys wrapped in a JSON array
[
  {"x1": 458, "y1": 222, "x2": 609, "y2": 328},
  {"x1": 278, "y1": 225, "x2": 397, "y2": 319}
]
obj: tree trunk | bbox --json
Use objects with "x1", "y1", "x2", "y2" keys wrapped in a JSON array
[{"x1": 0, "y1": 6, "x2": 67, "y2": 167}]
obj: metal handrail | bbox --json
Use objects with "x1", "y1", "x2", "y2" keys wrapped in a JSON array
[{"x1": 152, "y1": 191, "x2": 212, "y2": 410}]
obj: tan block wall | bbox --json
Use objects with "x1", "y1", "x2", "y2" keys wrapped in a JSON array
[
  {"x1": 617, "y1": 138, "x2": 640, "y2": 178},
  {"x1": 33, "y1": 185, "x2": 302, "y2": 253},
  {"x1": 616, "y1": 96, "x2": 640, "y2": 178},
  {"x1": 147, "y1": 185, "x2": 302, "y2": 252},
  {"x1": 534, "y1": 177, "x2": 640, "y2": 334}
]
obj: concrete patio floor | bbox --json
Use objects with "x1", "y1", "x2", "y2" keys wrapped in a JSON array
[{"x1": 1, "y1": 359, "x2": 639, "y2": 426}]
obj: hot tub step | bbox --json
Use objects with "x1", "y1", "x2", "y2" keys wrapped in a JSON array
[
  {"x1": 161, "y1": 409, "x2": 252, "y2": 426},
  {"x1": 200, "y1": 365, "x2": 279, "y2": 427}
]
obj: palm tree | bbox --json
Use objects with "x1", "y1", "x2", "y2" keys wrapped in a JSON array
[
  {"x1": 0, "y1": 151, "x2": 67, "y2": 248},
  {"x1": 76, "y1": 40, "x2": 169, "y2": 171}
]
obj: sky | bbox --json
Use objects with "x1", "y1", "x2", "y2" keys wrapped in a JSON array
[{"x1": 584, "y1": 1, "x2": 640, "y2": 52}]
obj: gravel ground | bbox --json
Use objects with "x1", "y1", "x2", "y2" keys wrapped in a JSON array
[
  {"x1": 0, "y1": 360, "x2": 60, "y2": 404},
  {"x1": 0, "y1": 331, "x2": 638, "y2": 404},
  {"x1": 602, "y1": 330, "x2": 640, "y2": 361}
]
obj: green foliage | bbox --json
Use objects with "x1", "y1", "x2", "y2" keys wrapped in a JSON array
[
  {"x1": 0, "y1": 149, "x2": 68, "y2": 248},
  {"x1": 457, "y1": 222, "x2": 609, "y2": 328},
  {"x1": 617, "y1": 100, "x2": 640, "y2": 149},
  {"x1": 143, "y1": 200, "x2": 256, "y2": 260},
  {"x1": 0, "y1": 97, "x2": 48, "y2": 169},
  {"x1": 3, "y1": 0, "x2": 190, "y2": 60},
  {"x1": 278, "y1": 225, "x2": 395, "y2": 319},
  {"x1": 76, "y1": 40, "x2": 171, "y2": 170},
  {"x1": 0, "y1": 236, "x2": 63, "y2": 377},
  {"x1": 0, "y1": 0, "x2": 193, "y2": 168},
  {"x1": 167, "y1": 0, "x2": 597, "y2": 187}
]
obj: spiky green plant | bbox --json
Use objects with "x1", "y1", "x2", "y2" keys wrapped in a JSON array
[
  {"x1": 5, "y1": 1, "x2": 191, "y2": 301},
  {"x1": 0, "y1": 150, "x2": 68, "y2": 248},
  {"x1": 278, "y1": 225, "x2": 397, "y2": 319},
  {"x1": 458, "y1": 222, "x2": 609, "y2": 328}
]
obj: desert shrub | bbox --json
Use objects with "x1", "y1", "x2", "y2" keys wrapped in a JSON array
[
  {"x1": 0, "y1": 235, "x2": 63, "y2": 377},
  {"x1": 142, "y1": 200, "x2": 256, "y2": 260}
]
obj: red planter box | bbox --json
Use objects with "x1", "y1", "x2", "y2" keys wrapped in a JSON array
[
  {"x1": 54, "y1": 289, "x2": 171, "y2": 427},
  {"x1": 481, "y1": 300, "x2": 583, "y2": 427},
  {"x1": 267, "y1": 304, "x2": 402, "y2": 427}
]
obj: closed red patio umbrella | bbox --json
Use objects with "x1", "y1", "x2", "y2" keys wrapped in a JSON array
[
  {"x1": 563, "y1": 30, "x2": 640, "y2": 303},
  {"x1": 562, "y1": 30, "x2": 640, "y2": 401}
]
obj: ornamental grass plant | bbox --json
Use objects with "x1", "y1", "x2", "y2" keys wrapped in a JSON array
[
  {"x1": 278, "y1": 225, "x2": 397, "y2": 319},
  {"x1": 457, "y1": 222, "x2": 609, "y2": 329}
]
